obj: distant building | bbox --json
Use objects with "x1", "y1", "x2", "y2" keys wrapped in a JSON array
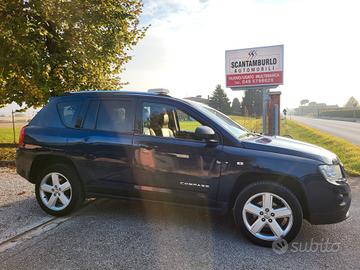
[
  {"x1": 184, "y1": 95, "x2": 209, "y2": 105},
  {"x1": 294, "y1": 102, "x2": 338, "y2": 117}
]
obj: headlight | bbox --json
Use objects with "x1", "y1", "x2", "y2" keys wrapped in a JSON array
[{"x1": 319, "y1": 164, "x2": 346, "y2": 185}]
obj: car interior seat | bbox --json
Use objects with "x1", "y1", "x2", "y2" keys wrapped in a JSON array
[{"x1": 160, "y1": 113, "x2": 174, "y2": 137}]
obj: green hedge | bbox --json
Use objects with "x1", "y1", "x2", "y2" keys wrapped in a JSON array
[{"x1": 319, "y1": 109, "x2": 360, "y2": 118}]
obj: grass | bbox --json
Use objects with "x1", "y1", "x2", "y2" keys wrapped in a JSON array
[
  {"x1": 178, "y1": 120, "x2": 201, "y2": 132},
  {"x1": 0, "y1": 148, "x2": 16, "y2": 161},
  {"x1": 1, "y1": 117, "x2": 359, "y2": 176},
  {"x1": 0, "y1": 124, "x2": 22, "y2": 161},
  {"x1": 229, "y1": 115, "x2": 263, "y2": 133},
  {"x1": 0, "y1": 126, "x2": 21, "y2": 143}
]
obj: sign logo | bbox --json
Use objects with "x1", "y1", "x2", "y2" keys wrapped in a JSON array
[
  {"x1": 272, "y1": 238, "x2": 289, "y2": 255},
  {"x1": 248, "y1": 50, "x2": 257, "y2": 59}
]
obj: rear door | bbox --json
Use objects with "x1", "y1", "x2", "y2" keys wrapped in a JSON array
[
  {"x1": 67, "y1": 98, "x2": 135, "y2": 194},
  {"x1": 132, "y1": 99, "x2": 222, "y2": 206}
]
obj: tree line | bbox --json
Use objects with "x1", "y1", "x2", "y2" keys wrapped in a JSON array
[{"x1": 208, "y1": 84, "x2": 263, "y2": 116}]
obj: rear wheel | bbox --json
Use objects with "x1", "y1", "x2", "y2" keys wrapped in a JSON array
[
  {"x1": 234, "y1": 182, "x2": 303, "y2": 247},
  {"x1": 35, "y1": 164, "x2": 84, "y2": 216}
]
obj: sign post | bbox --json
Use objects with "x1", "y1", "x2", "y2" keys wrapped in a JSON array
[
  {"x1": 262, "y1": 89, "x2": 269, "y2": 134},
  {"x1": 225, "y1": 45, "x2": 284, "y2": 135}
]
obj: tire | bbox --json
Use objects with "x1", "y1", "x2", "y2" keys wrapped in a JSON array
[
  {"x1": 234, "y1": 181, "x2": 303, "y2": 247},
  {"x1": 35, "y1": 163, "x2": 85, "y2": 216}
]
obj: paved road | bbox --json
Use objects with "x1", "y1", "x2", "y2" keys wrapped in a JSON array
[
  {"x1": 1, "y1": 169, "x2": 360, "y2": 270},
  {"x1": 292, "y1": 116, "x2": 360, "y2": 146}
]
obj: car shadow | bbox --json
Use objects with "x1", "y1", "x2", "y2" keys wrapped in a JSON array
[{"x1": 77, "y1": 197, "x2": 350, "y2": 248}]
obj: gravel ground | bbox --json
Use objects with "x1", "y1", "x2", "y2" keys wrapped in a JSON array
[
  {"x1": 0, "y1": 168, "x2": 52, "y2": 243},
  {"x1": 0, "y1": 168, "x2": 359, "y2": 270}
]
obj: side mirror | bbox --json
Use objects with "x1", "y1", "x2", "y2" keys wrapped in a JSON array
[{"x1": 195, "y1": 126, "x2": 218, "y2": 144}]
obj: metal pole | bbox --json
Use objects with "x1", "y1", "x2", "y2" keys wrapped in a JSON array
[
  {"x1": 262, "y1": 89, "x2": 269, "y2": 134},
  {"x1": 12, "y1": 110, "x2": 16, "y2": 144},
  {"x1": 274, "y1": 104, "x2": 279, "y2": 135}
]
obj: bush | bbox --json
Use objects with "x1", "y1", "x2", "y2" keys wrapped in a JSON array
[{"x1": 319, "y1": 109, "x2": 360, "y2": 118}]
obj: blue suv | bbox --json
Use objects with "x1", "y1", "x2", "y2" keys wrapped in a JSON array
[{"x1": 16, "y1": 90, "x2": 351, "y2": 246}]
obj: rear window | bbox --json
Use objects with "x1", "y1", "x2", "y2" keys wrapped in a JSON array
[
  {"x1": 57, "y1": 101, "x2": 82, "y2": 128},
  {"x1": 95, "y1": 100, "x2": 133, "y2": 133}
]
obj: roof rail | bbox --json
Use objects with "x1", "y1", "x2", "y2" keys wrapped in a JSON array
[{"x1": 147, "y1": 88, "x2": 170, "y2": 95}]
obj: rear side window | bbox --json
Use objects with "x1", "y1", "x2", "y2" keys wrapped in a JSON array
[
  {"x1": 57, "y1": 101, "x2": 82, "y2": 128},
  {"x1": 96, "y1": 100, "x2": 134, "y2": 133}
]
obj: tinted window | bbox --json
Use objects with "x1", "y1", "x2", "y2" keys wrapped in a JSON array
[
  {"x1": 30, "y1": 100, "x2": 63, "y2": 128},
  {"x1": 96, "y1": 100, "x2": 133, "y2": 133},
  {"x1": 83, "y1": 101, "x2": 99, "y2": 129},
  {"x1": 57, "y1": 101, "x2": 82, "y2": 128}
]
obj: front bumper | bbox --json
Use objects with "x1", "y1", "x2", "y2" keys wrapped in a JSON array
[
  {"x1": 309, "y1": 207, "x2": 350, "y2": 225},
  {"x1": 306, "y1": 177, "x2": 351, "y2": 225}
]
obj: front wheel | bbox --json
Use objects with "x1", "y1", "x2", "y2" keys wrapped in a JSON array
[
  {"x1": 35, "y1": 163, "x2": 84, "y2": 216},
  {"x1": 234, "y1": 182, "x2": 303, "y2": 247}
]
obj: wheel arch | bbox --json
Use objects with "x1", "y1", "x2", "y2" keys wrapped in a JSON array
[
  {"x1": 29, "y1": 154, "x2": 81, "y2": 184},
  {"x1": 229, "y1": 172, "x2": 309, "y2": 219}
]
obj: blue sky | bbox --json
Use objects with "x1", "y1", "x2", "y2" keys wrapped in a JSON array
[
  {"x1": 121, "y1": 0, "x2": 360, "y2": 109},
  {"x1": 1, "y1": 0, "x2": 359, "y2": 115}
]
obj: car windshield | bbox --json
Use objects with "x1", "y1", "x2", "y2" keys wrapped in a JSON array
[{"x1": 188, "y1": 101, "x2": 250, "y2": 139}]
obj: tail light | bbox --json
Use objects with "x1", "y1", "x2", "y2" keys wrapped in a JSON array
[{"x1": 18, "y1": 126, "x2": 26, "y2": 147}]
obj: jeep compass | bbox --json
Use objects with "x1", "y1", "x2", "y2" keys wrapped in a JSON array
[{"x1": 16, "y1": 90, "x2": 351, "y2": 246}]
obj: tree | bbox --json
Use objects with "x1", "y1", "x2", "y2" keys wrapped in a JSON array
[
  {"x1": 208, "y1": 85, "x2": 231, "y2": 114},
  {"x1": 344, "y1": 96, "x2": 359, "y2": 108},
  {"x1": 241, "y1": 89, "x2": 263, "y2": 116},
  {"x1": 0, "y1": 0, "x2": 147, "y2": 108},
  {"x1": 231, "y1": 97, "x2": 241, "y2": 114},
  {"x1": 300, "y1": 99, "x2": 309, "y2": 106}
]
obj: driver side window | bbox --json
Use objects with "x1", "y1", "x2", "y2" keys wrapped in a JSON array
[
  {"x1": 176, "y1": 109, "x2": 202, "y2": 132},
  {"x1": 141, "y1": 102, "x2": 204, "y2": 141}
]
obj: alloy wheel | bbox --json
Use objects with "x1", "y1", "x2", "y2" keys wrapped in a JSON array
[
  {"x1": 242, "y1": 192, "x2": 293, "y2": 241},
  {"x1": 39, "y1": 172, "x2": 72, "y2": 211}
]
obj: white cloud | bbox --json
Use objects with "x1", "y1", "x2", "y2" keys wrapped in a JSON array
[{"x1": 122, "y1": 0, "x2": 360, "y2": 108}]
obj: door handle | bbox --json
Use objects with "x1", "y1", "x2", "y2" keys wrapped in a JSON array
[
  {"x1": 167, "y1": 153, "x2": 190, "y2": 159},
  {"x1": 137, "y1": 144, "x2": 157, "y2": 150}
]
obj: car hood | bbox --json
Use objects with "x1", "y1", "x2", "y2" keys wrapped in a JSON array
[{"x1": 241, "y1": 135, "x2": 338, "y2": 164}]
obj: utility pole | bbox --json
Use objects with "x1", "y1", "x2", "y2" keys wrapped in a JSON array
[{"x1": 12, "y1": 110, "x2": 16, "y2": 144}]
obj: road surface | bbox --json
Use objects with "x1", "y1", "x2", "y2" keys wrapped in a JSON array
[
  {"x1": 292, "y1": 116, "x2": 360, "y2": 146},
  {"x1": 1, "y1": 168, "x2": 360, "y2": 270}
]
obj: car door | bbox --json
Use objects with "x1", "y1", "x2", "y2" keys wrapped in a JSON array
[
  {"x1": 67, "y1": 98, "x2": 135, "y2": 195},
  {"x1": 132, "y1": 99, "x2": 222, "y2": 206}
]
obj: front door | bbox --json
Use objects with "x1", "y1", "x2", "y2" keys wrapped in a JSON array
[{"x1": 132, "y1": 100, "x2": 222, "y2": 206}]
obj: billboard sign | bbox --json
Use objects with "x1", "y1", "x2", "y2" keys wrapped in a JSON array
[{"x1": 225, "y1": 45, "x2": 284, "y2": 89}]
